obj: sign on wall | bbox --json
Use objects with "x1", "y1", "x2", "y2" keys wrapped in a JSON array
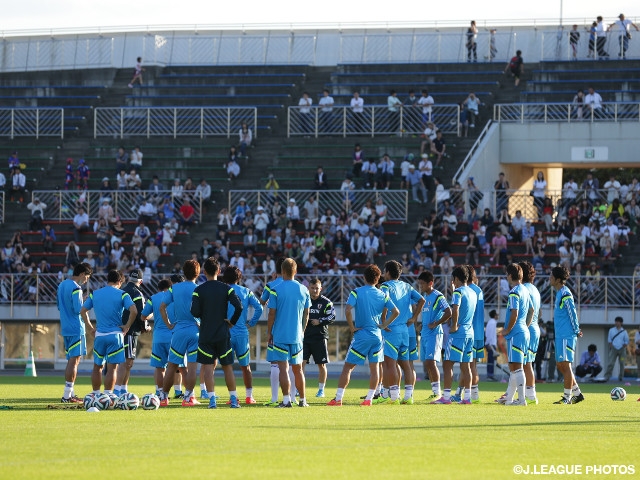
[{"x1": 571, "y1": 146, "x2": 609, "y2": 162}]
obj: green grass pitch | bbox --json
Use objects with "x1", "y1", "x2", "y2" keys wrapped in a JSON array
[{"x1": 0, "y1": 376, "x2": 638, "y2": 479}]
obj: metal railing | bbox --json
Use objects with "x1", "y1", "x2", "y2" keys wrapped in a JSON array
[
  {"x1": 228, "y1": 189, "x2": 408, "y2": 223},
  {"x1": 493, "y1": 102, "x2": 640, "y2": 123},
  {"x1": 453, "y1": 120, "x2": 493, "y2": 183},
  {"x1": 31, "y1": 190, "x2": 203, "y2": 223},
  {"x1": 0, "y1": 108, "x2": 64, "y2": 138},
  {"x1": 94, "y1": 106, "x2": 257, "y2": 139},
  {"x1": 287, "y1": 105, "x2": 460, "y2": 138},
  {"x1": 541, "y1": 29, "x2": 640, "y2": 61}
]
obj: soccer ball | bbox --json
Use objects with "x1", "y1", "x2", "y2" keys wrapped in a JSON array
[
  {"x1": 141, "y1": 393, "x2": 160, "y2": 410},
  {"x1": 116, "y1": 392, "x2": 140, "y2": 410},
  {"x1": 94, "y1": 393, "x2": 112, "y2": 411},
  {"x1": 83, "y1": 393, "x2": 97, "y2": 410},
  {"x1": 105, "y1": 392, "x2": 118, "y2": 410},
  {"x1": 610, "y1": 387, "x2": 626, "y2": 401}
]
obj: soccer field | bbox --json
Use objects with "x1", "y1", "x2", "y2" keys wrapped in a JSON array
[{"x1": 0, "y1": 376, "x2": 638, "y2": 480}]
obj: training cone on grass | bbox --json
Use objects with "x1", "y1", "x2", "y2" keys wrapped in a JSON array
[{"x1": 24, "y1": 351, "x2": 37, "y2": 377}]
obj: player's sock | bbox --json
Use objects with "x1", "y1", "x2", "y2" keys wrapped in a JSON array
[
  {"x1": 229, "y1": 390, "x2": 237, "y2": 399},
  {"x1": 404, "y1": 385, "x2": 414, "y2": 400},
  {"x1": 63, "y1": 381, "x2": 73, "y2": 398},
  {"x1": 184, "y1": 389, "x2": 193, "y2": 399},
  {"x1": 200, "y1": 383, "x2": 206, "y2": 393},
  {"x1": 525, "y1": 386, "x2": 535, "y2": 400},
  {"x1": 158, "y1": 388, "x2": 166, "y2": 399},
  {"x1": 380, "y1": 387, "x2": 389, "y2": 399},
  {"x1": 431, "y1": 382, "x2": 440, "y2": 396},
  {"x1": 389, "y1": 385, "x2": 400, "y2": 401},
  {"x1": 318, "y1": 383, "x2": 325, "y2": 391},
  {"x1": 506, "y1": 372, "x2": 517, "y2": 401},
  {"x1": 335, "y1": 388, "x2": 345, "y2": 401},
  {"x1": 299, "y1": 397, "x2": 306, "y2": 405},
  {"x1": 563, "y1": 388, "x2": 571, "y2": 399},
  {"x1": 246, "y1": 387, "x2": 253, "y2": 399},
  {"x1": 455, "y1": 386, "x2": 463, "y2": 396},
  {"x1": 270, "y1": 364, "x2": 280, "y2": 403},
  {"x1": 571, "y1": 384, "x2": 581, "y2": 395},
  {"x1": 121, "y1": 385, "x2": 128, "y2": 394},
  {"x1": 365, "y1": 389, "x2": 376, "y2": 401},
  {"x1": 464, "y1": 389, "x2": 471, "y2": 401},
  {"x1": 92, "y1": 389, "x2": 101, "y2": 394},
  {"x1": 282, "y1": 394, "x2": 291, "y2": 405},
  {"x1": 174, "y1": 384, "x2": 182, "y2": 395},
  {"x1": 531, "y1": 385, "x2": 537, "y2": 399},
  {"x1": 374, "y1": 383, "x2": 382, "y2": 395},
  {"x1": 470, "y1": 385, "x2": 479, "y2": 400},
  {"x1": 514, "y1": 369, "x2": 525, "y2": 403},
  {"x1": 443, "y1": 389, "x2": 451, "y2": 400}
]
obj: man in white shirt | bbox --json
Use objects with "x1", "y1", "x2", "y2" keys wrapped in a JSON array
[
  {"x1": 73, "y1": 207, "x2": 89, "y2": 242},
  {"x1": 362, "y1": 159, "x2": 377, "y2": 190},
  {"x1": 130, "y1": 146, "x2": 143, "y2": 172},
  {"x1": 485, "y1": 309, "x2": 498, "y2": 380},
  {"x1": 387, "y1": 89, "x2": 403, "y2": 133},
  {"x1": 318, "y1": 89, "x2": 334, "y2": 133},
  {"x1": 364, "y1": 230, "x2": 379, "y2": 263},
  {"x1": 595, "y1": 16, "x2": 609, "y2": 58},
  {"x1": 608, "y1": 13, "x2": 639, "y2": 58},
  {"x1": 378, "y1": 154, "x2": 395, "y2": 190},
  {"x1": 194, "y1": 178, "x2": 212, "y2": 204},
  {"x1": 10, "y1": 166, "x2": 26, "y2": 203},
  {"x1": 230, "y1": 250, "x2": 245, "y2": 273},
  {"x1": 349, "y1": 91, "x2": 365, "y2": 132},
  {"x1": 418, "y1": 89, "x2": 434, "y2": 124},
  {"x1": 584, "y1": 87, "x2": 603, "y2": 118},
  {"x1": 510, "y1": 210, "x2": 527, "y2": 242},
  {"x1": 603, "y1": 175, "x2": 621, "y2": 203},
  {"x1": 253, "y1": 206, "x2": 270, "y2": 240},
  {"x1": 298, "y1": 92, "x2": 313, "y2": 135},
  {"x1": 562, "y1": 176, "x2": 578, "y2": 212},
  {"x1": 27, "y1": 197, "x2": 47, "y2": 231},
  {"x1": 438, "y1": 251, "x2": 455, "y2": 275},
  {"x1": 303, "y1": 196, "x2": 319, "y2": 231},
  {"x1": 137, "y1": 198, "x2": 157, "y2": 225},
  {"x1": 602, "y1": 217, "x2": 619, "y2": 242},
  {"x1": 604, "y1": 316, "x2": 629, "y2": 382},
  {"x1": 286, "y1": 199, "x2": 300, "y2": 221}
]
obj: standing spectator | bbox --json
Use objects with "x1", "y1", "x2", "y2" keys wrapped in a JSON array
[
  {"x1": 407, "y1": 165, "x2": 428, "y2": 204},
  {"x1": 130, "y1": 146, "x2": 143, "y2": 172},
  {"x1": 115, "y1": 146, "x2": 129, "y2": 174},
  {"x1": 238, "y1": 122, "x2": 253, "y2": 158},
  {"x1": 588, "y1": 21, "x2": 597, "y2": 58},
  {"x1": 8, "y1": 150, "x2": 19, "y2": 170},
  {"x1": 430, "y1": 130, "x2": 446, "y2": 169},
  {"x1": 584, "y1": 87, "x2": 604, "y2": 118},
  {"x1": 485, "y1": 309, "x2": 498, "y2": 380},
  {"x1": 563, "y1": 175, "x2": 579, "y2": 210},
  {"x1": 128, "y1": 57, "x2": 144, "y2": 87},
  {"x1": 318, "y1": 89, "x2": 335, "y2": 133},
  {"x1": 297, "y1": 92, "x2": 313, "y2": 136},
  {"x1": 73, "y1": 207, "x2": 89, "y2": 243},
  {"x1": 582, "y1": 172, "x2": 600, "y2": 205},
  {"x1": 76, "y1": 159, "x2": 90, "y2": 190},
  {"x1": 404, "y1": 90, "x2": 420, "y2": 132},
  {"x1": 488, "y1": 28, "x2": 498, "y2": 61},
  {"x1": 576, "y1": 344, "x2": 602, "y2": 380},
  {"x1": 314, "y1": 166, "x2": 329, "y2": 190},
  {"x1": 64, "y1": 158, "x2": 74, "y2": 190},
  {"x1": 603, "y1": 316, "x2": 629, "y2": 382},
  {"x1": 532, "y1": 171, "x2": 547, "y2": 216},
  {"x1": 608, "y1": 13, "x2": 639, "y2": 59},
  {"x1": 387, "y1": 90, "x2": 403, "y2": 133},
  {"x1": 463, "y1": 93, "x2": 480, "y2": 128},
  {"x1": 378, "y1": 154, "x2": 394, "y2": 190},
  {"x1": 418, "y1": 89, "x2": 434, "y2": 124},
  {"x1": 494, "y1": 172, "x2": 510, "y2": 212},
  {"x1": 9, "y1": 166, "x2": 26, "y2": 203},
  {"x1": 352, "y1": 143, "x2": 364, "y2": 178},
  {"x1": 349, "y1": 91, "x2": 365, "y2": 132},
  {"x1": 466, "y1": 20, "x2": 478, "y2": 62},
  {"x1": 569, "y1": 24, "x2": 580, "y2": 60},
  {"x1": 604, "y1": 174, "x2": 621, "y2": 204},
  {"x1": 504, "y1": 49, "x2": 524, "y2": 87},
  {"x1": 41, "y1": 224, "x2": 56, "y2": 254},
  {"x1": 27, "y1": 197, "x2": 46, "y2": 231}
]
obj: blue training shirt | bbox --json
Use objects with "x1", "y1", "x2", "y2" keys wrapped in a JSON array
[
  {"x1": 468, "y1": 283, "x2": 485, "y2": 343},
  {"x1": 523, "y1": 282, "x2": 541, "y2": 337},
  {"x1": 504, "y1": 283, "x2": 531, "y2": 340},
  {"x1": 346, "y1": 285, "x2": 397, "y2": 339},
  {"x1": 83, "y1": 285, "x2": 135, "y2": 334},
  {"x1": 270, "y1": 279, "x2": 311, "y2": 344},
  {"x1": 228, "y1": 283, "x2": 264, "y2": 337},
  {"x1": 380, "y1": 279, "x2": 422, "y2": 334},
  {"x1": 261, "y1": 277, "x2": 283, "y2": 306},
  {"x1": 421, "y1": 289, "x2": 449, "y2": 337},
  {"x1": 163, "y1": 281, "x2": 199, "y2": 329},
  {"x1": 57, "y1": 279, "x2": 84, "y2": 336},
  {"x1": 450, "y1": 285, "x2": 477, "y2": 338},
  {"x1": 142, "y1": 290, "x2": 172, "y2": 344},
  {"x1": 554, "y1": 285, "x2": 580, "y2": 338}
]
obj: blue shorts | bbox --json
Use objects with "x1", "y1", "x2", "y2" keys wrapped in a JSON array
[
  {"x1": 231, "y1": 334, "x2": 251, "y2": 367},
  {"x1": 507, "y1": 332, "x2": 530, "y2": 364},
  {"x1": 270, "y1": 342, "x2": 303, "y2": 365},
  {"x1": 408, "y1": 335, "x2": 419, "y2": 361},
  {"x1": 169, "y1": 326, "x2": 199, "y2": 366},
  {"x1": 473, "y1": 339, "x2": 485, "y2": 360},
  {"x1": 383, "y1": 332, "x2": 409, "y2": 362},
  {"x1": 527, "y1": 327, "x2": 541, "y2": 364},
  {"x1": 420, "y1": 334, "x2": 443, "y2": 363},
  {"x1": 266, "y1": 344, "x2": 277, "y2": 363},
  {"x1": 150, "y1": 342, "x2": 170, "y2": 368},
  {"x1": 345, "y1": 333, "x2": 383, "y2": 365},
  {"x1": 555, "y1": 336, "x2": 576, "y2": 364},
  {"x1": 64, "y1": 334, "x2": 87, "y2": 360},
  {"x1": 93, "y1": 333, "x2": 125, "y2": 365},
  {"x1": 444, "y1": 335, "x2": 473, "y2": 363}
]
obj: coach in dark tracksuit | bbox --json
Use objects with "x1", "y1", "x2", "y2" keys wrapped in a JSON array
[
  {"x1": 191, "y1": 257, "x2": 243, "y2": 407},
  {"x1": 116, "y1": 268, "x2": 148, "y2": 394},
  {"x1": 303, "y1": 278, "x2": 336, "y2": 398}
]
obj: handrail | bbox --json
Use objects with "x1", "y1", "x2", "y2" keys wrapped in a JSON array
[
  {"x1": 493, "y1": 102, "x2": 640, "y2": 123},
  {"x1": 453, "y1": 119, "x2": 493, "y2": 184},
  {"x1": 0, "y1": 108, "x2": 64, "y2": 138}
]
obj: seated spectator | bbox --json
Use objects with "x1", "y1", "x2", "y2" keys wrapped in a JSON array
[
  {"x1": 65, "y1": 241, "x2": 80, "y2": 268},
  {"x1": 116, "y1": 169, "x2": 128, "y2": 190},
  {"x1": 214, "y1": 239, "x2": 228, "y2": 262},
  {"x1": 266, "y1": 229, "x2": 282, "y2": 256},
  {"x1": 439, "y1": 251, "x2": 455, "y2": 275},
  {"x1": 115, "y1": 146, "x2": 129, "y2": 174},
  {"x1": 227, "y1": 159, "x2": 240, "y2": 181},
  {"x1": 320, "y1": 208, "x2": 337, "y2": 227},
  {"x1": 510, "y1": 210, "x2": 526, "y2": 242},
  {"x1": 370, "y1": 219, "x2": 386, "y2": 255},
  {"x1": 243, "y1": 227, "x2": 258, "y2": 252},
  {"x1": 522, "y1": 221, "x2": 535, "y2": 254},
  {"x1": 572, "y1": 242, "x2": 585, "y2": 269},
  {"x1": 83, "y1": 250, "x2": 96, "y2": 269},
  {"x1": 27, "y1": 197, "x2": 46, "y2": 232},
  {"x1": 238, "y1": 122, "x2": 253, "y2": 157},
  {"x1": 137, "y1": 198, "x2": 157, "y2": 225},
  {"x1": 496, "y1": 208, "x2": 512, "y2": 237},
  {"x1": 161, "y1": 223, "x2": 174, "y2": 253},
  {"x1": 363, "y1": 230, "x2": 379, "y2": 263},
  {"x1": 183, "y1": 177, "x2": 195, "y2": 201},
  {"x1": 491, "y1": 230, "x2": 507, "y2": 265},
  {"x1": 420, "y1": 122, "x2": 437, "y2": 156},
  {"x1": 97, "y1": 198, "x2": 117, "y2": 225},
  {"x1": 465, "y1": 231, "x2": 480, "y2": 265},
  {"x1": 178, "y1": 201, "x2": 196, "y2": 233},
  {"x1": 41, "y1": 224, "x2": 56, "y2": 254},
  {"x1": 147, "y1": 175, "x2": 165, "y2": 205},
  {"x1": 199, "y1": 238, "x2": 214, "y2": 262},
  {"x1": 130, "y1": 145, "x2": 143, "y2": 172},
  {"x1": 229, "y1": 250, "x2": 245, "y2": 273},
  {"x1": 9, "y1": 166, "x2": 26, "y2": 203},
  {"x1": 430, "y1": 130, "x2": 446, "y2": 169},
  {"x1": 133, "y1": 221, "x2": 151, "y2": 245},
  {"x1": 244, "y1": 250, "x2": 258, "y2": 274},
  {"x1": 360, "y1": 200, "x2": 374, "y2": 222},
  {"x1": 125, "y1": 168, "x2": 142, "y2": 190},
  {"x1": 73, "y1": 207, "x2": 90, "y2": 243},
  {"x1": 349, "y1": 231, "x2": 365, "y2": 264},
  {"x1": 463, "y1": 93, "x2": 480, "y2": 128},
  {"x1": 442, "y1": 208, "x2": 458, "y2": 230},
  {"x1": 286, "y1": 199, "x2": 300, "y2": 222},
  {"x1": 314, "y1": 166, "x2": 329, "y2": 190},
  {"x1": 374, "y1": 198, "x2": 388, "y2": 224},
  {"x1": 234, "y1": 198, "x2": 250, "y2": 228},
  {"x1": 262, "y1": 253, "x2": 276, "y2": 276},
  {"x1": 558, "y1": 239, "x2": 572, "y2": 268},
  {"x1": 216, "y1": 207, "x2": 232, "y2": 233},
  {"x1": 171, "y1": 178, "x2": 183, "y2": 199},
  {"x1": 576, "y1": 344, "x2": 602, "y2": 379}
]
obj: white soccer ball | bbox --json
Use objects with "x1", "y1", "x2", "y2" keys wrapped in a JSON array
[
  {"x1": 94, "y1": 393, "x2": 112, "y2": 411},
  {"x1": 610, "y1": 387, "x2": 626, "y2": 401},
  {"x1": 141, "y1": 393, "x2": 160, "y2": 410},
  {"x1": 105, "y1": 392, "x2": 118, "y2": 410},
  {"x1": 116, "y1": 392, "x2": 140, "y2": 410},
  {"x1": 83, "y1": 393, "x2": 97, "y2": 410},
  {"x1": 86, "y1": 406, "x2": 100, "y2": 413}
]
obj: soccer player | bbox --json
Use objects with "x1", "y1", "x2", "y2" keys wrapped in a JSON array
[
  {"x1": 158, "y1": 259, "x2": 201, "y2": 407},
  {"x1": 327, "y1": 264, "x2": 399, "y2": 406},
  {"x1": 550, "y1": 265, "x2": 584, "y2": 404},
  {"x1": 379, "y1": 260, "x2": 424, "y2": 404},
  {"x1": 303, "y1": 277, "x2": 336, "y2": 398},
  {"x1": 520, "y1": 261, "x2": 541, "y2": 405},
  {"x1": 267, "y1": 258, "x2": 311, "y2": 407},
  {"x1": 434, "y1": 266, "x2": 476, "y2": 405},
  {"x1": 222, "y1": 265, "x2": 263, "y2": 405},
  {"x1": 114, "y1": 269, "x2": 148, "y2": 396},
  {"x1": 141, "y1": 278, "x2": 172, "y2": 396},
  {"x1": 499, "y1": 263, "x2": 531, "y2": 406},
  {"x1": 417, "y1": 270, "x2": 451, "y2": 402},
  {"x1": 260, "y1": 256, "x2": 286, "y2": 406},
  {"x1": 80, "y1": 270, "x2": 137, "y2": 394},
  {"x1": 467, "y1": 265, "x2": 485, "y2": 403},
  {"x1": 192, "y1": 257, "x2": 243, "y2": 408},
  {"x1": 57, "y1": 262, "x2": 93, "y2": 403}
]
